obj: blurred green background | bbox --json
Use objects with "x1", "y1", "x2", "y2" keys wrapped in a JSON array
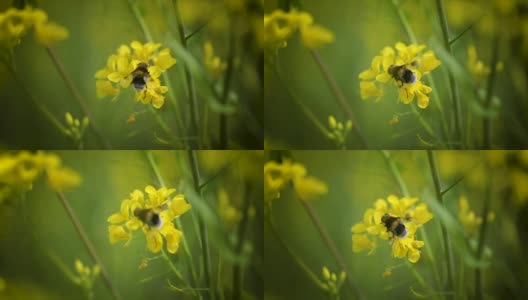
[
  {"x1": 0, "y1": 0, "x2": 263, "y2": 149},
  {"x1": 264, "y1": 150, "x2": 528, "y2": 299},
  {"x1": 264, "y1": 0, "x2": 528, "y2": 149},
  {"x1": 0, "y1": 150, "x2": 263, "y2": 300}
]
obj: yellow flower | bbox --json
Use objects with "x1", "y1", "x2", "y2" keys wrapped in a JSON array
[
  {"x1": 359, "y1": 43, "x2": 440, "y2": 109},
  {"x1": 95, "y1": 41, "x2": 177, "y2": 109},
  {"x1": 467, "y1": 45, "x2": 503, "y2": 83},
  {"x1": 218, "y1": 188, "x2": 242, "y2": 227},
  {"x1": 264, "y1": 160, "x2": 327, "y2": 202},
  {"x1": 458, "y1": 195, "x2": 494, "y2": 235},
  {"x1": 203, "y1": 41, "x2": 227, "y2": 80},
  {"x1": 320, "y1": 266, "x2": 346, "y2": 296},
  {"x1": 107, "y1": 186, "x2": 191, "y2": 254},
  {"x1": 326, "y1": 115, "x2": 353, "y2": 148},
  {"x1": 351, "y1": 195, "x2": 432, "y2": 263},
  {"x1": 0, "y1": 7, "x2": 68, "y2": 48},
  {"x1": 263, "y1": 9, "x2": 334, "y2": 50}
]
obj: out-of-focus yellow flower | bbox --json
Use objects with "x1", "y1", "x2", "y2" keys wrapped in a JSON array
[
  {"x1": 0, "y1": 151, "x2": 81, "y2": 199},
  {"x1": 351, "y1": 195, "x2": 432, "y2": 263},
  {"x1": 218, "y1": 188, "x2": 242, "y2": 227},
  {"x1": 359, "y1": 43, "x2": 440, "y2": 109},
  {"x1": 458, "y1": 195, "x2": 494, "y2": 236},
  {"x1": 264, "y1": 9, "x2": 334, "y2": 50},
  {"x1": 107, "y1": 186, "x2": 191, "y2": 254},
  {"x1": 95, "y1": 41, "x2": 176, "y2": 109},
  {"x1": 0, "y1": 6, "x2": 68, "y2": 48},
  {"x1": 467, "y1": 45, "x2": 503, "y2": 83},
  {"x1": 327, "y1": 115, "x2": 353, "y2": 149},
  {"x1": 389, "y1": 114, "x2": 399, "y2": 125},
  {"x1": 320, "y1": 266, "x2": 346, "y2": 296},
  {"x1": 203, "y1": 40, "x2": 227, "y2": 80},
  {"x1": 70, "y1": 259, "x2": 100, "y2": 296},
  {"x1": 382, "y1": 268, "x2": 392, "y2": 278},
  {"x1": 264, "y1": 160, "x2": 327, "y2": 202}
]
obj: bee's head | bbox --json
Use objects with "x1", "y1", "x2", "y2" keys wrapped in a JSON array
[{"x1": 381, "y1": 213, "x2": 390, "y2": 223}]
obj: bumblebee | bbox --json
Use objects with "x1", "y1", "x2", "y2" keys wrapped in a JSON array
[
  {"x1": 134, "y1": 204, "x2": 168, "y2": 229},
  {"x1": 387, "y1": 62, "x2": 417, "y2": 86},
  {"x1": 381, "y1": 213, "x2": 408, "y2": 238},
  {"x1": 130, "y1": 62, "x2": 150, "y2": 91}
]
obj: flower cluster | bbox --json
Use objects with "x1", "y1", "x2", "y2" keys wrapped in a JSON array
[
  {"x1": 351, "y1": 195, "x2": 433, "y2": 263},
  {"x1": 467, "y1": 45, "x2": 503, "y2": 83},
  {"x1": 95, "y1": 41, "x2": 177, "y2": 109},
  {"x1": 0, "y1": 151, "x2": 81, "y2": 203},
  {"x1": 264, "y1": 160, "x2": 328, "y2": 203},
  {"x1": 218, "y1": 188, "x2": 242, "y2": 227},
  {"x1": 327, "y1": 115, "x2": 353, "y2": 149},
  {"x1": 359, "y1": 43, "x2": 441, "y2": 109},
  {"x1": 107, "y1": 186, "x2": 191, "y2": 254},
  {"x1": 458, "y1": 195, "x2": 494, "y2": 236},
  {"x1": 320, "y1": 266, "x2": 346, "y2": 297},
  {"x1": 64, "y1": 112, "x2": 89, "y2": 146},
  {"x1": 203, "y1": 41, "x2": 227, "y2": 80},
  {"x1": 0, "y1": 6, "x2": 68, "y2": 48},
  {"x1": 71, "y1": 259, "x2": 100, "y2": 296},
  {"x1": 264, "y1": 9, "x2": 334, "y2": 50}
]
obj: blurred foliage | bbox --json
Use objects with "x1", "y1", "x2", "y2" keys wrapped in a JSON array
[
  {"x1": 264, "y1": 150, "x2": 528, "y2": 300},
  {"x1": 0, "y1": 150, "x2": 263, "y2": 300},
  {"x1": 264, "y1": 0, "x2": 528, "y2": 149},
  {"x1": 0, "y1": 0, "x2": 263, "y2": 149}
]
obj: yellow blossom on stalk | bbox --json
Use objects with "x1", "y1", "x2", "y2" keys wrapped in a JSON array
[
  {"x1": 467, "y1": 45, "x2": 503, "y2": 83},
  {"x1": 107, "y1": 185, "x2": 191, "y2": 254},
  {"x1": 264, "y1": 8, "x2": 334, "y2": 50},
  {"x1": 0, "y1": 151, "x2": 81, "y2": 201},
  {"x1": 351, "y1": 195, "x2": 433, "y2": 263},
  {"x1": 264, "y1": 160, "x2": 328, "y2": 203},
  {"x1": 218, "y1": 188, "x2": 242, "y2": 227},
  {"x1": 458, "y1": 195, "x2": 495, "y2": 236},
  {"x1": 327, "y1": 115, "x2": 353, "y2": 149},
  {"x1": 203, "y1": 40, "x2": 227, "y2": 80},
  {"x1": 320, "y1": 266, "x2": 346, "y2": 296},
  {"x1": 0, "y1": 6, "x2": 68, "y2": 48},
  {"x1": 94, "y1": 41, "x2": 177, "y2": 109},
  {"x1": 358, "y1": 42, "x2": 441, "y2": 109}
]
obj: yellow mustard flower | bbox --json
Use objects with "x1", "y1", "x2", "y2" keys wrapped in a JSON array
[
  {"x1": 467, "y1": 45, "x2": 503, "y2": 83},
  {"x1": 218, "y1": 188, "x2": 242, "y2": 227},
  {"x1": 458, "y1": 195, "x2": 494, "y2": 235},
  {"x1": 203, "y1": 40, "x2": 227, "y2": 80},
  {"x1": 107, "y1": 185, "x2": 191, "y2": 254},
  {"x1": 0, "y1": 6, "x2": 68, "y2": 48},
  {"x1": 264, "y1": 9, "x2": 334, "y2": 50},
  {"x1": 320, "y1": 266, "x2": 346, "y2": 296},
  {"x1": 0, "y1": 151, "x2": 81, "y2": 200},
  {"x1": 95, "y1": 41, "x2": 177, "y2": 109},
  {"x1": 351, "y1": 195, "x2": 433, "y2": 263},
  {"x1": 327, "y1": 115, "x2": 353, "y2": 149},
  {"x1": 359, "y1": 42, "x2": 441, "y2": 109},
  {"x1": 264, "y1": 160, "x2": 328, "y2": 203}
]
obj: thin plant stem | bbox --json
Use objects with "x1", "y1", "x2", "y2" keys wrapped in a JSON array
[
  {"x1": 483, "y1": 35, "x2": 499, "y2": 148},
  {"x1": 56, "y1": 192, "x2": 122, "y2": 300},
  {"x1": 149, "y1": 107, "x2": 185, "y2": 148},
  {"x1": 232, "y1": 184, "x2": 252, "y2": 300},
  {"x1": 273, "y1": 66, "x2": 332, "y2": 140},
  {"x1": 161, "y1": 247, "x2": 200, "y2": 298},
  {"x1": 187, "y1": 150, "x2": 214, "y2": 300},
  {"x1": 475, "y1": 173, "x2": 492, "y2": 300},
  {"x1": 380, "y1": 150, "x2": 442, "y2": 293},
  {"x1": 309, "y1": 50, "x2": 368, "y2": 149},
  {"x1": 128, "y1": 0, "x2": 185, "y2": 138},
  {"x1": 298, "y1": 199, "x2": 364, "y2": 300},
  {"x1": 435, "y1": 0, "x2": 464, "y2": 149},
  {"x1": 145, "y1": 151, "x2": 198, "y2": 285},
  {"x1": 265, "y1": 215, "x2": 326, "y2": 290},
  {"x1": 175, "y1": 1, "x2": 201, "y2": 149},
  {"x1": 219, "y1": 25, "x2": 236, "y2": 149},
  {"x1": 45, "y1": 48, "x2": 111, "y2": 149},
  {"x1": 426, "y1": 150, "x2": 455, "y2": 300}
]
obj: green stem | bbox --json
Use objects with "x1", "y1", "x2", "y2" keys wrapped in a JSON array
[
  {"x1": 149, "y1": 107, "x2": 185, "y2": 148},
  {"x1": 309, "y1": 50, "x2": 368, "y2": 149},
  {"x1": 435, "y1": 0, "x2": 464, "y2": 149},
  {"x1": 483, "y1": 35, "x2": 499, "y2": 148},
  {"x1": 273, "y1": 66, "x2": 332, "y2": 140},
  {"x1": 145, "y1": 151, "x2": 198, "y2": 285},
  {"x1": 232, "y1": 184, "x2": 252, "y2": 300},
  {"x1": 265, "y1": 216, "x2": 326, "y2": 290},
  {"x1": 56, "y1": 192, "x2": 121, "y2": 300},
  {"x1": 219, "y1": 25, "x2": 236, "y2": 149},
  {"x1": 426, "y1": 150, "x2": 455, "y2": 300},
  {"x1": 187, "y1": 150, "x2": 214, "y2": 300},
  {"x1": 298, "y1": 200, "x2": 364, "y2": 300},
  {"x1": 175, "y1": 1, "x2": 201, "y2": 149},
  {"x1": 45, "y1": 48, "x2": 111, "y2": 149},
  {"x1": 475, "y1": 174, "x2": 492, "y2": 300},
  {"x1": 128, "y1": 0, "x2": 185, "y2": 139}
]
